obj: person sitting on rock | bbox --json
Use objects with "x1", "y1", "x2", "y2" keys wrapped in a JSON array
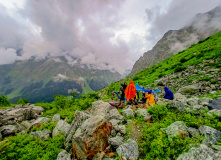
[
  {"x1": 125, "y1": 81, "x2": 137, "y2": 105},
  {"x1": 145, "y1": 91, "x2": 155, "y2": 106},
  {"x1": 164, "y1": 87, "x2": 174, "y2": 100}
]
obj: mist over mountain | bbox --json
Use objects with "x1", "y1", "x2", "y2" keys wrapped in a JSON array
[
  {"x1": 0, "y1": 56, "x2": 121, "y2": 103},
  {"x1": 131, "y1": 6, "x2": 221, "y2": 75}
]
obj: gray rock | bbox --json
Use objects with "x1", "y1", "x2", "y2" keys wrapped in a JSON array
[
  {"x1": 109, "y1": 119, "x2": 121, "y2": 127},
  {"x1": 134, "y1": 108, "x2": 149, "y2": 118},
  {"x1": 167, "y1": 100, "x2": 188, "y2": 112},
  {"x1": 122, "y1": 108, "x2": 134, "y2": 118},
  {"x1": 56, "y1": 150, "x2": 71, "y2": 160},
  {"x1": 52, "y1": 113, "x2": 60, "y2": 123},
  {"x1": 177, "y1": 144, "x2": 221, "y2": 160},
  {"x1": 189, "y1": 105, "x2": 208, "y2": 114},
  {"x1": 30, "y1": 117, "x2": 50, "y2": 128},
  {"x1": 208, "y1": 98, "x2": 221, "y2": 110},
  {"x1": 52, "y1": 120, "x2": 71, "y2": 137},
  {"x1": 199, "y1": 97, "x2": 212, "y2": 106},
  {"x1": 0, "y1": 125, "x2": 17, "y2": 137},
  {"x1": 178, "y1": 85, "x2": 199, "y2": 95},
  {"x1": 111, "y1": 129, "x2": 117, "y2": 137},
  {"x1": 187, "y1": 97, "x2": 199, "y2": 106},
  {"x1": 116, "y1": 140, "x2": 139, "y2": 160},
  {"x1": 64, "y1": 111, "x2": 90, "y2": 152},
  {"x1": 32, "y1": 106, "x2": 44, "y2": 114},
  {"x1": 187, "y1": 127, "x2": 200, "y2": 138},
  {"x1": 207, "y1": 109, "x2": 221, "y2": 117},
  {"x1": 212, "y1": 145, "x2": 221, "y2": 151},
  {"x1": 174, "y1": 93, "x2": 187, "y2": 102},
  {"x1": 165, "y1": 121, "x2": 189, "y2": 140},
  {"x1": 20, "y1": 121, "x2": 31, "y2": 130},
  {"x1": 15, "y1": 104, "x2": 23, "y2": 108},
  {"x1": 199, "y1": 125, "x2": 221, "y2": 146},
  {"x1": 108, "y1": 136, "x2": 124, "y2": 149},
  {"x1": 114, "y1": 125, "x2": 126, "y2": 134},
  {"x1": 30, "y1": 129, "x2": 51, "y2": 141}
]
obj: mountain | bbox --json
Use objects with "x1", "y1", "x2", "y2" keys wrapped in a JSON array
[
  {"x1": 131, "y1": 6, "x2": 221, "y2": 75},
  {"x1": 0, "y1": 56, "x2": 121, "y2": 103}
]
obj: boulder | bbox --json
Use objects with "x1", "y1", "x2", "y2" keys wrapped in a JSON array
[
  {"x1": 116, "y1": 140, "x2": 139, "y2": 160},
  {"x1": 32, "y1": 106, "x2": 44, "y2": 115},
  {"x1": 187, "y1": 127, "x2": 200, "y2": 138},
  {"x1": 199, "y1": 97, "x2": 212, "y2": 106},
  {"x1": 72, "y1": 115, "x2": 113, "y2": 159},
  {"x1": 0, "y1": 125, "x2": 17, "y2": 138},
  {"x1": 114, "y1": 125, "x2": 126, "y2": 134},
  {"x1": 167, "y1": 100, "x2": 188, "y2": 112},
  {"x1": 64, "y1": 111, "x2": 90, "y2": 152},
  {"x1": 174, "y1": 93, "x2": 187, "y2": 102},
  {"x1": 207, "y1": 109, "x2": 221, "y2": 117},
  {"x1": 52, "y1": 113, "x2": 60, "y2": 123},
  {"x1": 178, "y1": 85, "x2": 199, "y2": 95},
  {"x1": 134, "y1": 108, "x2": 149, "y2": 118},
  {"x1": 30, "y1": 129, "x2": 51, "y2": 141},
  {"x1": 165, "y1": 121, "x2": 189, "y2": 140},
  {"x1": 52, "y1": 120, "x2": 71, "y2": 137},
  {"x1": 20, "y1": 121, "x2": 31, "y2": 130},
  {"x1": 108, "y1": 136, "x2": 124, "y2": 149},
  {"x1": 109, "y1": 119, "x2": 121, "y2": 127},
  {"x1": 208, "y1": 98, "x2": 221, "y2": 110},
  {"x1": 199, "y1": 125, "x2": 221, "y2": 146},
  {"x1": 122, "y1": 108, "x2": 134, "y2": 118},
  {"x1": 187, "y1": 97, "x2": 199, "y2": 106},
  {"x1": 30, "y1": 117, "x2": 50, "y2": 128},
  {"x1": 56, "y1": 150, "x2": 71, "y2": 160},
  {"x1": 177, "y1": 144, "x2": 221, "y2": 160}
]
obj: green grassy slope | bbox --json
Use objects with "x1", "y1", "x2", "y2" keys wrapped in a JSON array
[{"x1": 99, "y1": 31, "x2": 221, "y2": 98}]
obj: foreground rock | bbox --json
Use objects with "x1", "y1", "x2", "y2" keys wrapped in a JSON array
[
  {"x1": 0, "y1": 125, "x2": 17, "y2": 138},
  {"x1": 116, "y1": 140, "x2": 139, "y2": 160},
  {"x1": 65, "y1": 101, "x2": 124, "y2": 159},
  {"x1": 177, "y1": 144, "x2": 221, "y2": 160},
  {"x1": 56, "y1": 150, "x2": 71, "y2": 160},
  {"x1": 208, "y1": 98, "x2": 221, "y2": 110},
  {"x1": 30, "y1": 129, "x2": 51, "y2": 141},
  {"x1": 52, "y1": 120, "x2": 70, "y2": 137},
  {"x1": 122, "y1": 108, "x2": 134, "y2": 118},
  {"x1": 165, "y1": 121, "x2": 189, "y2": 140},
  {"x1": 108, "y1": 136, "x2": 123, "y2": 149},
  {"x1": 52, "y1": 113, "x2": 60, "y2": 123}
]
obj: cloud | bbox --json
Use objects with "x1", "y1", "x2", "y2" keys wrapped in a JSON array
[
  {"x1": 146, "y1": 0, "x2": 221, "y2": 46},
  {"x1": 1, "y1": 0, "x2": 221, "y2": 73}
]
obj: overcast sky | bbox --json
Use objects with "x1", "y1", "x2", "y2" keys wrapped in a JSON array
[{"x1": 0, "y1": 0, "x2": 221, "y2": 73}]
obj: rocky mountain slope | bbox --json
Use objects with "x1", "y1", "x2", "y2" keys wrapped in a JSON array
[
  {"x1": 131, "y1": 5, "x2": 221, "y2": 75},
  {"x1": 0, "y1": 57, "x2": 121, "y2": 103}
]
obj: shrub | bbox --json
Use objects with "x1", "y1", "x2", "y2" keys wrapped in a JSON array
[
  {"x1": 16, "y1": 98, "x2": 29, "y2": 105},
  {"x1": 0, "y1": 95, "x2": 11, "y2": 106},
  {"x1": 180, "y1": 57, "x2": 188, "y2": 63},
  {"x1": 54, "y1": 95, "x2": 70, "y2": 109},
  {"x1": 0, "y1": 134, "x2": 64, "y2": 160},
  {"x1": 174, "y1": 65, "x2": 187, "y2": 73},
  {"x1": 147, "y1": 105, "x2": 168, "y2": 121}
]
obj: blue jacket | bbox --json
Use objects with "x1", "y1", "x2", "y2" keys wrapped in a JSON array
[{"x1": 164, "y1": 87, "x2": 174, "y2": 100}]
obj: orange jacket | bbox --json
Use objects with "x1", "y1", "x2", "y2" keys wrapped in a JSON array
[
  {"x1": 125, "y1": 81, "x2": 136, "y2": 100},
  {"x1": 145, "y1": 93, "x2": 155, "y2": 105}
]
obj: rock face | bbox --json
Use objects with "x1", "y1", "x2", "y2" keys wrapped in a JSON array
[
  {"x1": 131, "y1": 6, "x2": 221, "y2": 75},
  {"x1": 30, "y1": 129, "x2": 51, "y2": 141},
  {"x1": 108, "y1": 136, "x2": 123, "y2": 149},
  {"x1": 116, "y1": 140, "x2": 139, "y2": 160},
  {"x1": 65, "y1": 101, "x2": 124, "y2": 159},
  {"x1": 165, "y1": 121, "x2": 189, "y2": 139},
  {"x1": 177, "y1": 144, "x2": 221, "y2": 160},
  {"x1": 30, "y1": 117, "x2": 50, "y2": 129},
  {"x1": 56, "y1": 150, "x2": 71, "y2": 160},
  {"x1": 0, "y1": 125, "x2": 17, "y2": 138},
  {"x1": 52, "y1": 120, "x2": 70, "y2": 137}
]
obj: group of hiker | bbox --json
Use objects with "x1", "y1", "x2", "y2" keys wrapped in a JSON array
[{"x1": 112, "y1": 81, "x2": 174, "y2": 106}]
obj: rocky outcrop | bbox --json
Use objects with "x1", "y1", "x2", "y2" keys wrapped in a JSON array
[
  {"x1": 0, "y1": 125, "x2": 18, "y2": 138},
  {"x1": 108, "y1": 136, "x2": 123, "y2": 149},
  {"x1": 116, "y1": 140, "x2": 139, "y2": 160},
  {"x1": 52, "y1": 113, "x2": 60, "y2": 123},
  {"x1": 30, "y1": 117, "x2": 50, "y2": 129},
  {"x1": 64, "y1": 101, "x2": 125, "y2": 159},
  {"x1": 177, "y1": 144, "x2": 221, "y2": 160},
  {"x1": 52, "y1": 120, "x2": 70, "y2": 137}
]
